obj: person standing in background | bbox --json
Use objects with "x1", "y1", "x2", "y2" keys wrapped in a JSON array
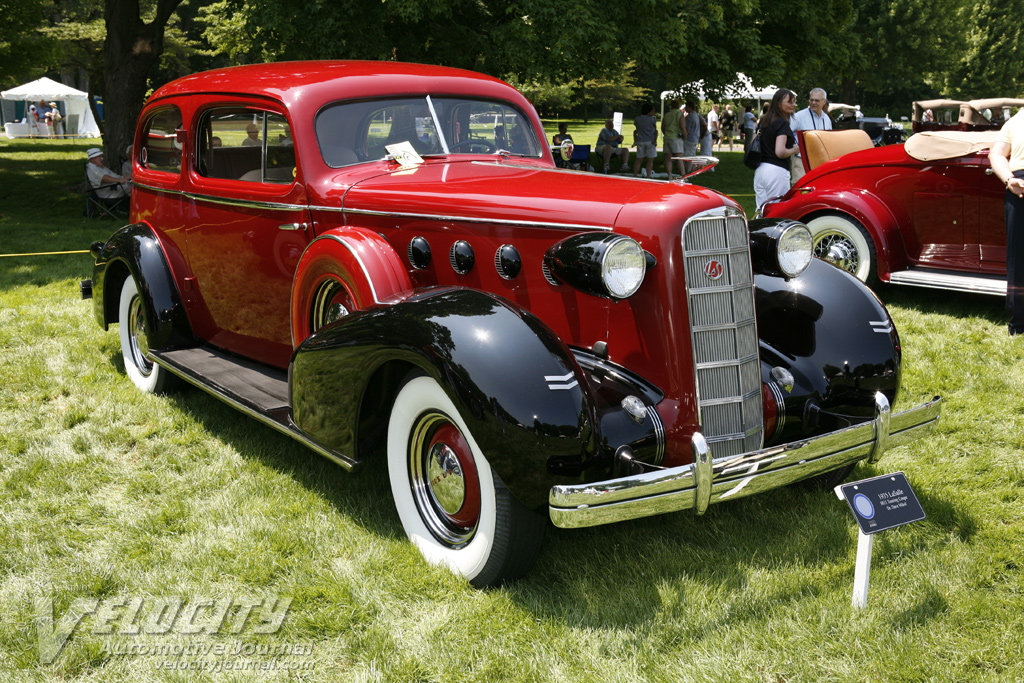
[
  {"x1": 661, "y1": 99, "x2": 684, "y2": 181},
  {"x1": 988, "y1": 108, "x2": 1024, "y2": 335},
  {"x1": 753, "y1": 89, "x2": 798, "y2": 209},
  {"x1": 632, "y1": 103, "x2": 658, "y2": 178},
  {"x1": 719, "y1": 104, "x2": 736, "y2": 151},
  {"x1": 789, "y1": 88, "x2": 832, "y2": 183},
  {"x1": 742, "y1": 105, "x2": 757, "y2": 151}
]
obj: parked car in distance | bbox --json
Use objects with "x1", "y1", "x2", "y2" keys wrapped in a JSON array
[
  {"x1": 911, "y1": 97, "x2": 1024, "y2": 133},
  {"x1": 82, "y1": 61, "x2": 941, "y2": 586},
  {"x1": 829, "y1": 103, "x2": 906, "y2": 146},
  {"x1": 761, "y1": 121, "x2": 1015, "y2": 295}
]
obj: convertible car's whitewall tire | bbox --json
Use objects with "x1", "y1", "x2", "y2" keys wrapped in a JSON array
[
  {"x1": 805, "y1": 214, "x2": 877, "y2": 284},
  {"x1": 387, "y1": 374, "x2": 544, "y2": 587},
  {"x1": 118, "y1": 277, "x2": 169, "y2": 394}
]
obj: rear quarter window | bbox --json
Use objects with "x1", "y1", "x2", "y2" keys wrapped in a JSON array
[{"x1": 140, "y1": 108, "x2": 183, "y2": 174}]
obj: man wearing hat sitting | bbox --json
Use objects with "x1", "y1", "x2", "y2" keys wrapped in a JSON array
[{"x1": 86, "y1": 147, "x2": 130, "y2": 199}]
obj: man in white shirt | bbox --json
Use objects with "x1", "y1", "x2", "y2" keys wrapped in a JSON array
[
  {"x1": 789, "y1": 87, "x2": 832, "y2": 183},
  {"x1": 86, "y1": 147, "x2": 130, "y2": 200}
]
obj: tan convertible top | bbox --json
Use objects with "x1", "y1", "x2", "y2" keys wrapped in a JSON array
[
  {"x1": 912, "y1": 98, "x2": 1024, "y2": 124},
  {"x1": 904, "y1": 130, "x2": 1000, "y2": 161}
]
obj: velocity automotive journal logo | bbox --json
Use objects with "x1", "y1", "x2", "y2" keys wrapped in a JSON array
[{"x1": 35, "y1": 595, "x2": 297, "y2": 666}]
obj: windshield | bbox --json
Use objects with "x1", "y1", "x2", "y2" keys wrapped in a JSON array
[{"x1": 316, "y1": 96, "x2": 543, "y2": 168}]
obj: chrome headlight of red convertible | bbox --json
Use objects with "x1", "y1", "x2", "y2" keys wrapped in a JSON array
[{"x1": 545, "y1": 233, "x2": 647, "y2": 299}]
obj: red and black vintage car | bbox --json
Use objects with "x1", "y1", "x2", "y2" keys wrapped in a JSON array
[{"x1": 83, "y1": 62, "x2": 940, "y2": 585}]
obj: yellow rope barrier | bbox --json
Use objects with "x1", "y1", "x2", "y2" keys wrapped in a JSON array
[{"x1": 0, "y1": 250, "x2": 90, "y2": 258}]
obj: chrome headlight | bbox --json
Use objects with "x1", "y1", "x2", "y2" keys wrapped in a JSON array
[
  {"x1": 748, "y1": 218, "x2": 813, "y2": 279},
  {"x1": 776, "y1": 224, "x2": 813, "y2": 277},
  {"x1": 545, "y1": 233, "x2": 647, "y2": 299}
]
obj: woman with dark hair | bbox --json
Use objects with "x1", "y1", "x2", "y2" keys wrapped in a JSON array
[{"x1": 753, "y1": 89, "x2": 798, "y2": 209}]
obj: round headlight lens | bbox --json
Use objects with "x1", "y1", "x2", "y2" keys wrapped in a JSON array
[
  {"x1": 777, "y1": 224, "x2": 813, "y2": 278},
  {"x1": 601, "y1": 238, "x2": 646, "y2": 298}
]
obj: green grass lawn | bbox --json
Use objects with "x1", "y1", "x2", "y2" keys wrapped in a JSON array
[{"x1": 1, "y1": 137, "x2": 1023, "y2": 682}]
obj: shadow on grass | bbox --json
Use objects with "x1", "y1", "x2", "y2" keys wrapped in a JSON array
[
  {"x1": 874, "y1": 282, "x2": 1007, "y2": 323},
  {"x1": 100, "y1": 341, "x2": 974, "y2": 631}
]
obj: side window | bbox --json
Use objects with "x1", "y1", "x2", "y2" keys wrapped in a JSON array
[
  {"x1": 140, "y1": 108, "x2": 182, "y2": 174},
  {"x1": 195, "y1": 109, "x2": 295, "y2": 183}
]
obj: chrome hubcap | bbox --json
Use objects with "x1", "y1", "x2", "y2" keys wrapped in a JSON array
[
  {"x1": 409, "y1": 412, "x2": 480, "y2": 547},
  {"x1": 427, "y1": 443, "x2": 466, "y2": 515},
  {"x1": 127, "y1": 296, "x2": 153, "y2": 377},
  {"x1": 814, "y1": 232, "x2": 859, "y2": 274}
]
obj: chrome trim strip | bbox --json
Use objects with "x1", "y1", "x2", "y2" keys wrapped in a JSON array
[
  {"x1": 768, "y1": 380, "x2": 787, "y2": 435},
  {"x1": 185, "y1": 192, "x2": 308, "y2": 212},
  {"x1": 338, "y1": 206, "x2": 611, "y2": 232},
  {"x1": 548, "y1": 396, "x2": 941, "y2": 528},
  {"x1": 425, "y1": 95, "x2": 450, "y2": 154},
  {"x1": 649, "y1": 404, "x2": 666, "y2": 465},
  {"x1": 152, "y1": 355, "x2": 357, "y2": 472},
  {"x1": 887, "y1": 269, "x2": 1007, "y2": 296}
]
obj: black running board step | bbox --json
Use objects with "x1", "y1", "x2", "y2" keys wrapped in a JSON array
[
  {"x1": 150, "y1": 346, "x2": 357, "y2": 471},
  {"x1": 154, "y1": 346, "x2": 289, "y2": 413}
]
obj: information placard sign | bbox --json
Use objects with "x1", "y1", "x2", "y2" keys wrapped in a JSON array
[{"x1": 838, "y1": 472, "x2": 925, "y2": 535}]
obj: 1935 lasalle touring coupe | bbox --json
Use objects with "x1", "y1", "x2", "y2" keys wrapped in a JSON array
[{"x1": 82, "y1": 62, "x2": 941, "y2": 586}]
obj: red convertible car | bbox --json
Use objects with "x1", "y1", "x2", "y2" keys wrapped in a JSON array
[
  {"x1": 81, "y1": 62, "x2": 940, "y2": 586},
  {"x1": 761, "y1": 99, "x2": 1024, "y2": 294}
]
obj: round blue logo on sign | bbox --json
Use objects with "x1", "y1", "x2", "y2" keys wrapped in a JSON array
[{"x1": 854, "y1": 493, "x2": 875, "y2": 519}]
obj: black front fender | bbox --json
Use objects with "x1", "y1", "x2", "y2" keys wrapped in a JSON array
[
  {"x1": 755, "y1": 258, "x2": 902, "y2": 441},
  {"x1": 290, "y1": 288, "x2": 599, "y2": 509},
  {"x1": 91, "y1": 223, "x2": 194, "y2": 351}
]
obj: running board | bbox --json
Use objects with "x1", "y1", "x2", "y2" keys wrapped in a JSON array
[
  {"x1": 887, "y1": 269, "x2": 1006, "y2": 296},
  {"x1": 150, "y1": 346, "x2": 358, "y2": 471}
]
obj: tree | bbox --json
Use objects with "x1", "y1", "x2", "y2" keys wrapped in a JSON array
[
  {"x1": 774, "y1": 0, "x2": 965, "y2": 115},
  {"x1": 942, "y1": 0, "x2": 1024, "y2": 98},
  {"x1": 102, "y1": 0, "x2": 186, "y2": 164},
  {"x1": 0, "y1": 0, "x2": 55, "y2": 89}
]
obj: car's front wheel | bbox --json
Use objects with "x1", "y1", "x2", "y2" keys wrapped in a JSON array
[
  {"x1": 387, "y1": 374, "x2": 544, "y2": 587},
  {"x1": 118, "y1": 276, "x2": 170, "y2": 393},
  {"x1": 806, "y1": 213, "x2": 877, "y2": 285}
]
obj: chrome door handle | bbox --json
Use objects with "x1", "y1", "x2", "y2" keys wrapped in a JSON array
[{"x1": 278, "y1": 223, "x2": 309, "y2": 231}]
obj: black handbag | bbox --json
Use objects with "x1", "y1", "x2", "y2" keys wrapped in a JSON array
[{"x1": 743, "y1": 129, "x2": 762, "y2": 169}]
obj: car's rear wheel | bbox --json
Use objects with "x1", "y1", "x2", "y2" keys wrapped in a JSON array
[
  {"x1": 118, "y1": 277, "x2": 170, "y2": 394},
  {"x1": 387, "y1": 374, "x2": 544, "y2": 587},
  {"x1": 806, "y1": 214, "x2": 877, "y2": 285}
]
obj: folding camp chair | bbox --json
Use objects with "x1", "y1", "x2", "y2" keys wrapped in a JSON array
[
  {"x1": 83, "y1": 164, "x2": 129, "y2": 219},
  {"x1": 564, "y1": 143, "x2": 591, "y2": 171}
]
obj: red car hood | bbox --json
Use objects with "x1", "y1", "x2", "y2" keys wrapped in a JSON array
[{"x1": 341, "y1": 160, "x2": 732, "y2": 230}]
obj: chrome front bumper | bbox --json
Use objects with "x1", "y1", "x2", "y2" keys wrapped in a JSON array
[{"x1": 548, "y1": 393, "x2": 941, "y2": 529}]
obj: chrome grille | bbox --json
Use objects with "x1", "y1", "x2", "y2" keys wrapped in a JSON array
[{"x1": 683, "y1": 209, "x2": 763, "y2": 457}]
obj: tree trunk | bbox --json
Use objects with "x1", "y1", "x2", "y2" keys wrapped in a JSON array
[{"x1": 103, "y1": 0, "x2": 183, "y2": 163}]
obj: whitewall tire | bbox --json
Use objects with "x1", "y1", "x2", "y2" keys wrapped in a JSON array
[
  {"x1": 118, "y1": 277, "x2": 169, "y2": 394},
  {"x1": 805, "y1": 214, "x2": 877, "y2": 284},
  {"x1": 387, "y1": 374, "x2": 543, "y2": 586}
]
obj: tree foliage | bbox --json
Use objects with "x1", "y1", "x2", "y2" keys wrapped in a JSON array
[
  {"x1": 941, "y1": 0, "x2": 1024, "y2": 98},
  {"x1": 5, "y1": 0, "x2": 1023, "y2": 156}
]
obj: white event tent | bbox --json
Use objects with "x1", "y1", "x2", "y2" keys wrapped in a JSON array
[
  {"x1": 660, "y1": 73, "x2": 778, "y2": 118},
  {"x1": 1, "y1": 77, "x2": 101, "y2": 138}
]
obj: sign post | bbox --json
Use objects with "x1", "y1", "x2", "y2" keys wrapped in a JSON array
[{"x1": 835, "y1": 472, "x2": 925, "y2": 609}]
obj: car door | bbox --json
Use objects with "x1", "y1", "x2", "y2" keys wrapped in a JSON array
[
  {"x1": 977, "y1": 150, "x2": 1008, "y2": 274},
  {"x1": 909, "y1": 156, "x2": 982, "y2": 271},
  {"x1": 185, "y1": 104, "x2": 312, "y2": 369}
]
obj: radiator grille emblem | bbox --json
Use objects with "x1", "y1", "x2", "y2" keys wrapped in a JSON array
[{"x1": 704, "y1": 259, "x2": 724, "y2": 280}]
